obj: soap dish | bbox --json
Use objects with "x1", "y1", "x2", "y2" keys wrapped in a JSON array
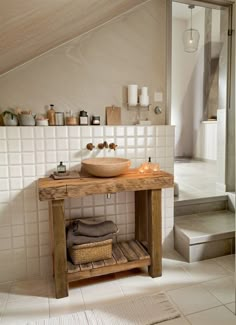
[{"x1": 51, "y1": 171, "x2": 81, "y2": 179}]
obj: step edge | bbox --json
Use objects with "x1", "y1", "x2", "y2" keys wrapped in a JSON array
[{"x1": 174, "y1": 195, "x2": 228, "y2": 207}]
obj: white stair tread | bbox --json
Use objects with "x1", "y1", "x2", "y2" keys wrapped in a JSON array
[{"x1": 175, "y1": 210, "x2": 235, "y2": 245}]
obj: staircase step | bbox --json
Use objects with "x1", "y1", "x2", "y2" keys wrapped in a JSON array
[
  {"x1": 174, "y1": 210, "x2": 235, "y2": 262},
  {"x1": 174, "y1": 195, "x2": 228, "y2": 217}
]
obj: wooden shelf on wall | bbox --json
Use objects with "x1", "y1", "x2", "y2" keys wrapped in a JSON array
[{"x1": 67, "y1": 240, "x2": 150, "y2": 282}]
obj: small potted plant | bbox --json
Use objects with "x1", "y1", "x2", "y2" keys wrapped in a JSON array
[{"x1": 2, "y1": 109, "x2": 18, "y2": 126}]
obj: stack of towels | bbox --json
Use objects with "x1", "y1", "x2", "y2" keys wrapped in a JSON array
[{"x1": 67, "y1": 219, "x2": 118, "y2": 248}]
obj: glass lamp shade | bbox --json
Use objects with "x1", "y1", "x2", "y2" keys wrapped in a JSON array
[{"x1": 183, "y1": 28, "x2": 200, "y2": 52}]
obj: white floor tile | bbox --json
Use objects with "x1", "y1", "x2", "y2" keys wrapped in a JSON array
[
  {"x1": 1, "y1": 300, "x2": 49, "y2": 325},
  {"x1": 167, "y1": 284, "x2": 221, "y2": 315},
  {"x1": 181, "y1": 259, "x2": 232, "y2": 283},
  {"x1": 213, "y1": 254, "x2": 235, "y2": 273},
  {"x1": 202, "y1": 276, "x2": 235, "y2": 304},
  {"x1": 225, "y1": 302, "x2": 235, "y2": 314},
  {"x1": 187, "y1": 305, "x2": 236, "y2": 325}
]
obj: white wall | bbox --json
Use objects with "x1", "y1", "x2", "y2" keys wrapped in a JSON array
[
  {"x1": 171, "y1": 9, "x2": 205, "y2": 157},
  {"x1": 0, "y1": 0, "x2": 167, "y2": 126},
  {"x1": 0, "y1": 125, "x2": 174, "y2": 282}
]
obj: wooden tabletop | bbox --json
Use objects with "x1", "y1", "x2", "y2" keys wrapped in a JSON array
[{"x1": 38, "y1": 169, "x2": 174, "y2": 201}]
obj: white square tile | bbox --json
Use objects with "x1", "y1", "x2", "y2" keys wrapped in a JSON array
[
  {"x1": 25, "y1": 212, "x2": 37, "y2": 224},
  {"x1": 0, "y1": 153, "x2": 8, "y2": 165},
  {"x1": 12, "y1": 225, "x2": 25, "y2": 237},
  {"x1": 26, "y1": 235, "x2": 38, "y2": 247},
  {"x1": 56, "y1": 139, "x2": 68, "y2": 150},
  {"x1": 24, "y1": 199, "x2": 37, "y2": 212},
  {"x1": 27, "y1": 246, "x2": 39, "y2": 258},
  {"x1": 10, "y1": 178, "x2": 23, "y2": 190},
  {"x1": 156, "y1": 126, "x2": 166, "y2": 136},
  {"x1": 57, "y1": 151, "x2": 69, "y2": 162},
  {"x1": 44, "y1": 127, "x2": 55, "y2": 138},
  {"x1": 146, "y1": 126, "x2": 156, "y2": 137},
  {"x1": 136, "y1": 137, "x2": 145, "y2": 146},
  {"x1": 182, "y1": 259, "x2": 232, "y2": 282},
  {"x1": 0, "y1": 166, "x2": 8, "y2": 178},
  {"x1": 156, "y1": 137, "x2": 166, "y2": 147},
  {"x1": 126, "y1": 137, "x2": 135, "y2": 147},
  {"x1": 166, "y1": 126, "x2": 175, "y2": 136},
  {"x1": 116, "y1": 137, "x2": 125, "y2": 147},
  {"x1": 39, "y1": 221, "x2": 49, "y2": 233},
  {"x1": 166, "y1": 137, "x2": 174, "y2": 147},
  {"x1": 36, "y1": 152, "x2": 45, "y2": 163},
  {"x1": 69, "y1": 126, "x2": 80, "y2": 138},
  {"x1": 45, "y1": 139, "x2": 56, "y2": 151},
  {"x1": 0, "y1": 179, "x2": 9, "y2": 191},
  {"x1": 35, "y1": 139, "x2": 45, "y2": 151},
  {"x1": 25, "y1": 223, "x2": 38, "y2": 235},
  {"x1": 22, "y1": 139, "x2": 34, "y2": 152},
  {"x1": 13, "y1": 236, "x2": 25, "y2": 248},
  {"x1": 0, "y1": 237, "x2": 11, "y2": 250},
  {"x1": 115, "y1": 126, "x2": 125, "y2": 137},
  {"x1": 22, "y1": 152, "x2": 35, "y2": 164},
  {"x1": 56, "y1": 126, "x2": 68, "y2": 138},
  {"x1": 105, "y1": 126, "x2": 114, "y2": 137},
  {"x1": 23, "y1": 177, "x2": 36, "y2": 188},
  {"x1": 202, "y1": 276, "x2": 235, "y2": 304},
  {"x1": 136, "y1": 148, "x2": 145, "y2": 158},
  {"x1": 9, "y1": 166, "x2": 22, "y2": 177},
  {"x1": 0, "y1": 140, "x2": 7, "y2": 152},
  {"x1": 34, "y1": 127, "x2": 44, "y2": 139},
  {"x1": 46, "y1": 151, "x2": 57, "y2": 163},
  {"x1": 21, "y1": 127, "x2": 34, "y2": 139},
  {"x1": 167, "y1": 284, "x2": 221, "y2": 315},
  {"x1": 8, "y1": 153, "x2": 21, "y2": 165},
  {"x1": 8, "y1": 140, "x2": 21, "y2": 152},
  {"x1": 147, "y1": 137, "x2": 155, "y2": 147},
  {"x1": 187, "y1": 305, "x2": 236, "y2": 325},
  {"x1": 6, "y1": 128, "x2": 20, "y2": 139},
  {"x1": 136, "y1": 126, "x2": 145, "y2": 136},
  {"x1": 0, "y1": 127, "x2": 6, "y2": 139},
  {"x1": 69, "y1": 138, "x2": 81, "y2": 150},
  {"x1": 81, "y1": 126, "x2": 92, "y2": 137},
  {"x1": 126, "y1": 126, "x2": 135, "y2": 136},
  {"x1": 23, "y1": 165, "x2": 35, "y2": 177},
  {"x1": 93, "y1": 126, "x2": 104, "y2": 137}
]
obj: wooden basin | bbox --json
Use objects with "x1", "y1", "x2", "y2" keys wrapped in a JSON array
[{"x1": 82, "y1": 158, "x2": 131, "y2": 177}]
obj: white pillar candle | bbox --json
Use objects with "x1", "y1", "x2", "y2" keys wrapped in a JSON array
[
  {"x1": 141, "y1": 87, "x2": 148, "y2": 96},
  {"x1": 139, "y1": 94, "x2": 149, "y2": 106},
  {"x1": 128, "y1": 84, "x2": 138, "y2": 106}
]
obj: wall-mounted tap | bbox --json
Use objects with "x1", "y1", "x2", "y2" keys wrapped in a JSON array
[
  {"x1": 97, "y1": 141, "x2": 108, "y2": 149},
  {"x1": 109, "y1": 143, "x2": 118, "y2": 150},
  {"x1": 86, "y1": 143, "x2": 95, "y2": 151}
]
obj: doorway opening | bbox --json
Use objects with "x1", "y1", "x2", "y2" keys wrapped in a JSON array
[{"x1": 171, "y1": 1, "x2": 233, "y2": 202}]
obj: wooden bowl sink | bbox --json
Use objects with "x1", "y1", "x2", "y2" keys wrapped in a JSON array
[{"x1": 82, "y1": 158, "x2": 131, "y2": 177}]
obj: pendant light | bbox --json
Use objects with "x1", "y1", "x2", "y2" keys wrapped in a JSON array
[{"x1": 183, "y1": 5, "x2": 200, "y2": 53}]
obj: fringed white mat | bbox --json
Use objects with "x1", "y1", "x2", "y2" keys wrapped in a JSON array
[{"x1": 27, "y1": 292, "x2": 180, "y2": 325}]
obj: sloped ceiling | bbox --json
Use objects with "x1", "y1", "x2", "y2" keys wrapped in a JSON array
[{"x1": 0, "y1": 0, "x2": 147, "y2": 75}]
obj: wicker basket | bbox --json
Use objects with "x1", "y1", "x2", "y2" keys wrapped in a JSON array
[{"x1": 68, "y1": 239, "x2": 112, "y2": 265}]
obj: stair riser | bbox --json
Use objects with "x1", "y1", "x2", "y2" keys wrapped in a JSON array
[
  {"x1": 175, "y1": 235, "x2": 235, "y2": 263},
  {"x1": 175, "y1": 200, "x2": 227, "y2": 217}
]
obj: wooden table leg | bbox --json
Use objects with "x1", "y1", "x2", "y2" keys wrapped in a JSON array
[
  {"x1": 135, "y1": 190, "x2": 148, "y2": 242},
  {"x1": 148, "y1": 189, "x2": 162, "y2": 277},
  {"x1": 51, "y1": 199, "x2": 68, "y2": 298}
]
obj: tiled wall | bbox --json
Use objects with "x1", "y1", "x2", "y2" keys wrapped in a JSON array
[{"x1": 0, "y1": 125, "x2": 174, "y2": 282}]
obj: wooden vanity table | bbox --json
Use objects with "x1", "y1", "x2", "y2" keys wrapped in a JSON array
[{"x1": 38, "y1": 169, "x2": 173, "y2": 298}]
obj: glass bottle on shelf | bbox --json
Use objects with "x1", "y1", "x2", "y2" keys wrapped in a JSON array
[{"x1": 47, "y1": 104, "x2": 56, "y2": 126}]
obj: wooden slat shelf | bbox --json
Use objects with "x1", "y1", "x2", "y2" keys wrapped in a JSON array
[{"x1": 67, "y1": 240, "x2": 151, "y2": 282}]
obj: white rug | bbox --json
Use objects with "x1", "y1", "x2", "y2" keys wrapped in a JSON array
[{"x1": 27, "y1": 292, "x2": 180, "y2": 325}]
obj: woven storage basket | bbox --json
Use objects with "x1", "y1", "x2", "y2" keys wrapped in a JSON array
[{"x1": 69, "y1": 239, "x2": 112, "y2": 265}]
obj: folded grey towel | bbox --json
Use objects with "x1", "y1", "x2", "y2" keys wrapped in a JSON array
[
  {"x1": 72, "y1": 220, "x2": 118, "y2": 237},
  {"x1": 67, "y1": 230, "x2": 113, "y2": 247}
]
